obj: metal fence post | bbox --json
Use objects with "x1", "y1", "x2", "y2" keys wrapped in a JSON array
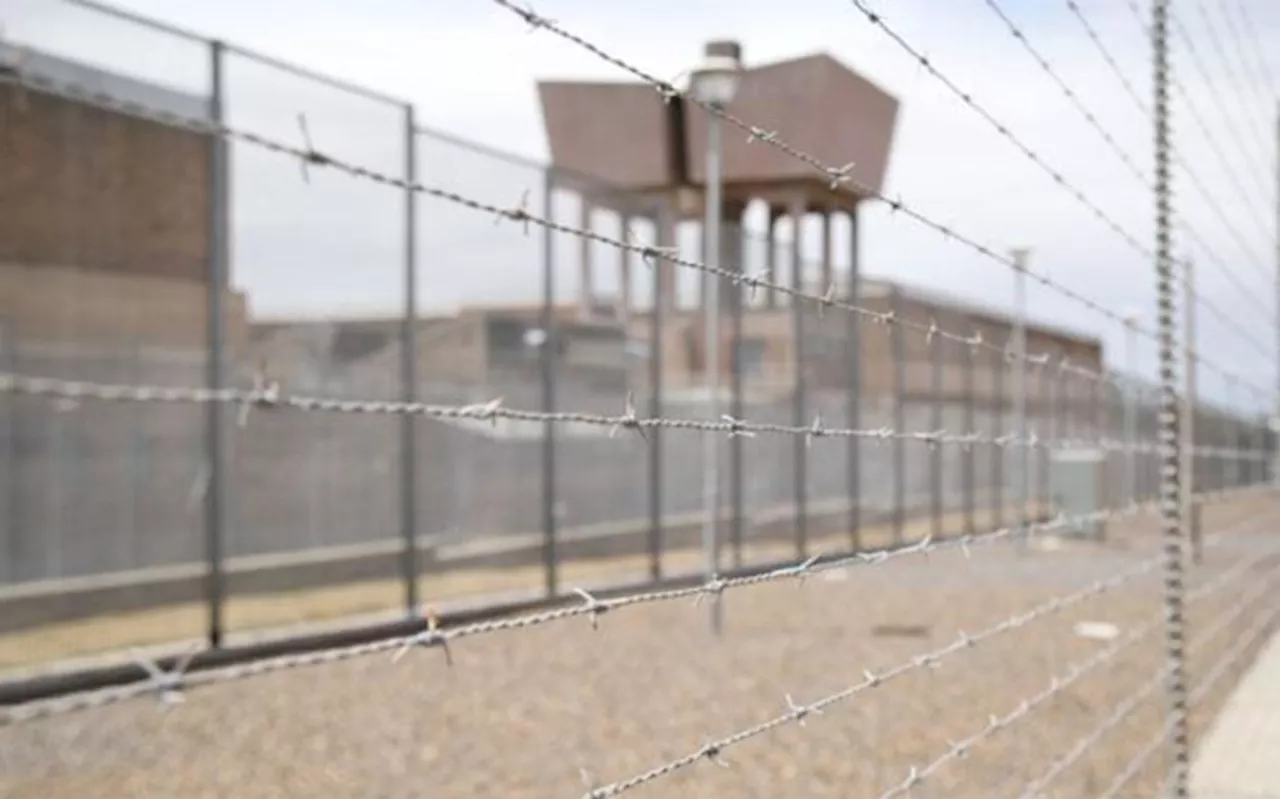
[
  {"x1": 399, "y1": 104, "x2": 420, "y2": 614},
  {"x1": 0, "y1": 326, "x2": 13, "y2": 584},
  {"x1": 1274, "y1": 102, "x2": 1280, "y2": 487},
  {"x1": 990, "y1": 339, "x2": 1005, "y2": 532},
  {"x1": 203, "y1": 38, "x2": 228, "y2": 648},
  {"x1": 648, "y1": 201, "x2": 671, "y2": 581},
  {"x1": 1011, "y1": 248, "x2": 1029, "y2": 545},
  {"x1": 929, "y1": 317, "x2": 943, "y2": 539},
  {"x1": 963, "y1": 324, "x2": 976, "y2": 536},
  {"x1": 728, "y1": 207, "x2": 745, "y2": 569},
  {"x1": 1123, "y1": 312, "x2": 1139, "y2": 509},
  {"x1": 541, "y1": 173, "x2": 558, "y2": 598},
  {"x1": 846, "y1": 207, "x2": 862, "y2": 550},
  {"x1": 1040, "y1": 357, "x2": 1052, "y2": 513},
  {"x1": 891, "y1": 286, "x2": 906, "y2": 542},
  {"x1": 1182, "y1": 257, "x2": 1200, "y2": 563},
  {"x1": 789, "y1": 198, "x2": 807, "y2": 557},
  {"x1": 1226, "y1": 381, "x2": 1240, "y2": 490},
  {"x1": 1153, "y1": 2, "x2": 1191, "y2": 793}
]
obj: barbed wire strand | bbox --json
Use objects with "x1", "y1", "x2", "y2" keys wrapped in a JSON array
[
  {"x1": 574, "y1": 510, "x2": 1267, "y2": 799},
  {"x1": 978, "y1": 0, "x2": 1146, "y2": 186},
  {"x1": 1127, "y1": 0, "x2": 1278, "y2": 232},
  {"x1": 1016, "y1": 553, "x2": 1280, "y2": 797},
  {"x1": 0, "y1": 371, "x2": 1269, "y2": 467},
  {"x1": 1233, "y1": 1, "x2": 1279, "y2": 102},
  {"x1": 1116, "y1": 0, "x2": 1276, "y2": 260},
  {"x1": 1096, "y1": 590, "x2": 1280, "y2": 799},
  {"x1": 841, "y1": 0, "x2": 1273, "y2": 397},
  {"x1": 0, "y1": 69, "x2": 1137, "y2": 397},
  {"x1": 979, "y1": 0, "x2": 1273, "y2": 355},
  {"x1": 482, "y1": 0, "x2": 1275, "y2": 403},
  {"x1": 845, "y1": 0, "x2": 1149, "y2": 256},
  {"x1": 1210, "y1": 0, "x2": 1277, "y2": 137},
  {"x1": 883, "y1": 541, "x2": 1280, "y2": 799},
  {"x1": 1188, "y1": 0, "x2": 1275, "y2": 182},
  {"x1": 1063, "y1": 0, "x2": 1148, "y2": 115},
  {"x1": 2, "y1": 484, "x2": 1268, "y2": 728}
]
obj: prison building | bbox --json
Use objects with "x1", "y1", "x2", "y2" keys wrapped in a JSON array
[
  {"x1": 0, "y1": 42, "x2": 247, "y2": 585},
  {"x1": 0, "y1": 41, "x2": 248, "y2": 359}
]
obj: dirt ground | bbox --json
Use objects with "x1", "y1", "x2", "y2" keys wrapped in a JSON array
[{"x1": 0, "y1": 496, "x2": 1276, "y2": 799}]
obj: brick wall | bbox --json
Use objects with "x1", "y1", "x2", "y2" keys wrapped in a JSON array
[{"x1": 0, "y1": 86, "x2": 209, "y2": 283}]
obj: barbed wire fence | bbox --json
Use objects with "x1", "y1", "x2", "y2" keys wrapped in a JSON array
[{"x1": 0, "y1": 0, "x2": 1278, "y2": 796}]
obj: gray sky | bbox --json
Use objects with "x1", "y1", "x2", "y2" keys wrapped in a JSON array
[{"x1": 2, "y1": 0, "x2": 1279, "y2": 410}]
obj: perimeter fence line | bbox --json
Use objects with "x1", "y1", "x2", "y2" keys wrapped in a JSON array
[{"x1": 1, "y1": 0, "x2": 1279, "y2": 795}]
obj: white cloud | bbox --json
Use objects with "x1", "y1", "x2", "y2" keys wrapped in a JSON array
[{"x1": 2, "y1": 0, "x2": 1278, "y2": 408}]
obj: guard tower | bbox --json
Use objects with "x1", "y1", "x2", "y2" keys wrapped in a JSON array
[{"x1": 537, "y1": 41, "x2": 899, "y2": 322}]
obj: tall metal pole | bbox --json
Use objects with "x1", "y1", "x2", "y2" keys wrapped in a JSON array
[
  {"x1": 963, "y1": 323, "x2": 976, "y2": 536},
  {"x1": 203, "y1": 39, "x2": 228, "y2": 648},
  {"x1": 1274, "y1": 103, "x2": 1280, "y2": 487},
  {"x1": 790, "y1": 197, "x2": 808, "y2": 557},
  {"x1": 728, "y1": 205, "x2": 745, "y2": 568},
  {"x1": 929, "y1": 313, "x2": 943, "y2": 539},
  {"x1": 541, "y1": 174, "x2": 558, "y2": 598},
  {"x1": 701, "y1": 109, "x2": 724, "y2": 635},
  {"x1": 399, "y1": 104, "x2": 420, "y2": 614},
  {"x1": 1182, "y1": 258, "x2": 1200, "y2": 564},
  {"x1": 1152, "y1": 2, "x2": 1191, "y2": 794},
  {"x1": 1010, "y1": 247, "x2": 1030, "y2": 547},
  {"x1": 846, "y1": 207, "x2": 862, "y2": 550},
  {"x1": 891, "y1": 286, "x2": 905, "y2": 541},
  {"x1": 1123, "y1": 310, "x2": 1139, "y2": 510},
  {"x1": 648, "y1": 202, "x2": 671, "y2": 581}
]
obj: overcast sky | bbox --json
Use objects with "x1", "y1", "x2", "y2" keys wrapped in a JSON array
[{"x1": 2, "y1": 0, "x2": 1279, "y2": 411}]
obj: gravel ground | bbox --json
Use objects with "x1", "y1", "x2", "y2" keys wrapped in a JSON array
[{"x1": 0, "y1": 497, "x2": 1277, "y2": 799}]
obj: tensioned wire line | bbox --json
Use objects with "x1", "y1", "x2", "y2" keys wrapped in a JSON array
[{"x1": 974, "y1": 0, "x2": 1273, "y2": 355}]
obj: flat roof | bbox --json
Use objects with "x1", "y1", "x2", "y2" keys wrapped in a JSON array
[{"x1": 0, "y1": 40, "x2": 212, "y2": 123}]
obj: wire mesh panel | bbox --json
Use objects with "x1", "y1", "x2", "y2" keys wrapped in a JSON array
[
  {"x1": 219, "y1": 47, "x2": 410, "y2": 638},
  {"x1": 0, "y1": 1, "x2": 212, "y2": 663}
]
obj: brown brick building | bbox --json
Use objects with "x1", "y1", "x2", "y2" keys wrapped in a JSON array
[{"x1": 0, "y1": 41, "x2": 247, "y2": 351}]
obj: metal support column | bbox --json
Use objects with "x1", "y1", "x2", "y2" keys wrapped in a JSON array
[
  {"x1": 1182, "y1": 258, "x2": 1200, "y2": 563},
  {"x1": 203, "y1": 39, "x2": 229, "y2": 648},
  {"x1": 790, "y1": 197, "x2": 808, "y2": 557},
  {"x1": 990, "y1": 339, "x2": 1005, "y2": 532},
  {"x1": 1124, "y1": 311, "x2": 1139, "y2": 509},
  {"x1": 929, "y1": 313, "x2": 944, "y2": 539},
  {"x1": 541, "y1": 174, "x2": 559, "y2": 598},
  {"x1": 1011, "y1": 248, "x2": 1030, "y2": 545},
  {"x1": 702, "y1": 112, "x2": 725, "y2": 635},
  {"x1": 399, "y1": 104, "x2": 420, "y2": 613},
  {"x1": 648, "y1": 202, "x2": 672, "y2": 581},
  {"x1": 728, "y1": 205, "x2": 745, "y2": 568},
  {"x1": 846, "y1": 208, "x2": 862, "y2": 550},
  {"x1": 963, "y1": 326, "x2": 976, "y2": 536},
  {"x1": 891, "y1": 286, "x2": 906, "y2": 541}
]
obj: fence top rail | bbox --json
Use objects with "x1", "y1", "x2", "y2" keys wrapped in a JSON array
[{"x1": 59, "y1": 0, "x2": 409, "y2": 109}]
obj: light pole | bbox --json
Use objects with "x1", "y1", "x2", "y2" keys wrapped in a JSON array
[{"x1": 690, "y1": 40, "x2": 742, "y2": 636}]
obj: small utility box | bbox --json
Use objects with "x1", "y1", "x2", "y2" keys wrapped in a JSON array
[{"x1": 1049, "y1": 448, "x2": 1110, "y2": 541}]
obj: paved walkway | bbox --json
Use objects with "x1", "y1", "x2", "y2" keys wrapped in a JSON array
[{"x1": 1190, "y1": 626, "x2": 1280, "y2": 798}]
